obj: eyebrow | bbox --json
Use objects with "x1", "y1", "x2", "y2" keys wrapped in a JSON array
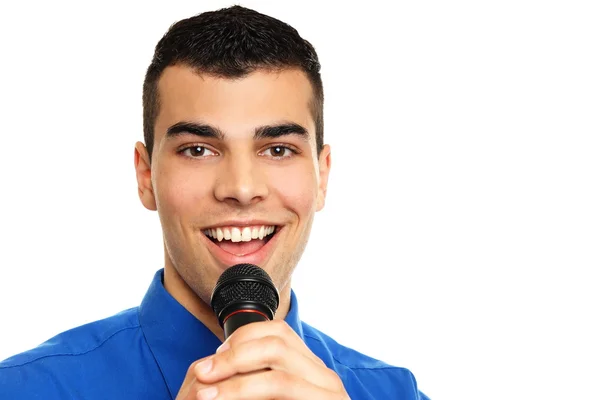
[
  {"x1": 165, "y1": 121, "x2": 309, "y2": 141},
  {"x1": 166, "y1": 122, "x2": 224, "y2": 140},
  {"x1": 255, "y1": 123, "x2": 309, "y2": 141}
]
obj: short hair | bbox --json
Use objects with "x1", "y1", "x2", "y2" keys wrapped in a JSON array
[{"x1": 142, "y1": 5, "x2": 324, "y2": 162}]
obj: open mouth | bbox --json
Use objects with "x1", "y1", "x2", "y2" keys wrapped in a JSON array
[{"x1": 203, "y1": 225, "x2": 279, "y2": 257}]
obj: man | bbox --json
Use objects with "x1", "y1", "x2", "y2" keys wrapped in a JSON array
[{"x1": 0, "y1": 5, "x2": 429, "y2": 399}]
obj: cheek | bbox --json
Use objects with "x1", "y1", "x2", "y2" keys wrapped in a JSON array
[
  {"x1": 155, "y1": 167, "x2": 214, "y2": 218},
  {"x1": 267, "y1": 163, "x2": 318, "y2": 214}
]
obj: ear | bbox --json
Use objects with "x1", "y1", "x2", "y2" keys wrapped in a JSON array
[
  {"x1": 134, "y1": 141, "x2": 157, "y2": 211},
  {"x1": 316, "y1": 144, "x2": 331, "y2": 211}
]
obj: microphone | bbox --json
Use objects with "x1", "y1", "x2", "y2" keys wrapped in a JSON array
[{"x1": 210, "y1": 263, "x2": 279, "y2": 340}]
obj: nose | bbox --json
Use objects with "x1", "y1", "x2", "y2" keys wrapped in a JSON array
[{"x1": 213, "y1": 153, "x2": 268, "y2": 206}]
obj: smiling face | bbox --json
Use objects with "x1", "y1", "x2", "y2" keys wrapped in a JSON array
[{"x1": 134, "y1": 65, "x2": 330, "y2": 318}]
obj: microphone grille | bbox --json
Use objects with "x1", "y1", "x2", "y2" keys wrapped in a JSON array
[
  {"x1": 218, "y1": 263, "x2": 271, "y2": 282},
  {"x1": 211, "y1": 264, "x2": 279, "y2": 320}
]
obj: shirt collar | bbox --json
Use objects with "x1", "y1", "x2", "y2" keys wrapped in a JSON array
[{"x1": 139, "y1": 269, "x2": 303, "y2": 399}]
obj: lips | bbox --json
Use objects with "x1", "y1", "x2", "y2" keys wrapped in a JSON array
[
  {"x1": 202, "y1": 225, "x2": 281, "y2": 269},
  {"x1": 209, "y1": 227, "x2": 276, "y2": 255}
]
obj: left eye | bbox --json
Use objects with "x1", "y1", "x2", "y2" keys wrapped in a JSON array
[{"x1": 261, "y1": 146, "x2": 294, "y2": 158}]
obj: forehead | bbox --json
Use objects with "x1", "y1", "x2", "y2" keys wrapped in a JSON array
[{"x1": 154, "y1": 65, "x2": 316, "y2": 142}]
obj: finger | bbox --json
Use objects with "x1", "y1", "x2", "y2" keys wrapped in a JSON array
[
  {"x1": 219, "y1": 319, "x2": 325, "y2": 366},
  {"x1": 196, "y1": 369, "x2": 348, "y2": 400},
  {"x1": 175, "y1": 356, "x2": 213, "y2": 400},
  {"x1": 196, "y1": 335, "x2": 342, "y2": 392}
]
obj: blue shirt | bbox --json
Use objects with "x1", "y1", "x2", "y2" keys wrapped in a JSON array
[{"x1": 0, "y1": 269, "x2": 429, "y2": 399}]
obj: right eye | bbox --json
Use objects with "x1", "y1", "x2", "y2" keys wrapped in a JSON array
[{"x1": 179, "y1": 145, "x2": 218, "y2": 158}]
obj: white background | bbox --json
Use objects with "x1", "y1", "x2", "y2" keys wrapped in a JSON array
[{"x1": 0, "y1": 1, "x2": 599, "y2": 399}]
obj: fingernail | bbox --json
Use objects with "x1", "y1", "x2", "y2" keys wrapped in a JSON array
[
  {"x1": 197, "y1": 386, "x2": 218, "y2": 400},
  {"x1": 216, "y1": 341, "x2": 229, "y2": 353},
  {"x1": 195, "y1": 358, "x2": 213, "y2": 375}
]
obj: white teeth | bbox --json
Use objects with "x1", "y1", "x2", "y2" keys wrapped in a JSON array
[
  {"x1": 204, "y1": 225, "x2": 277, "y2": 242},
  {"x1": 231, "y1": 227, "x2": 242, "y2": 242},
  {"x1": 241, "y1": 227, "x2": 252, "y2": 242}
]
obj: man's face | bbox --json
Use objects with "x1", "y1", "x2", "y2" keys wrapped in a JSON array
[{"x1": 136, "y1": 65, "x2": 330, "y2": 306}]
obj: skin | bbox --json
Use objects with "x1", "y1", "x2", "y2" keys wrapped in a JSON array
[{"x1": 134, "y1": 65, "x2": 348, "y2": 398}]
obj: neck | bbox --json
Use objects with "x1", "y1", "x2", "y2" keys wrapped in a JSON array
[{"x1": 162, "y1": 260, "x2": 292, "y2": 342}]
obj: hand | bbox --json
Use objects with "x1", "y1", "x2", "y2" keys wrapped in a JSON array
[{"x1": 177, "y1": 319, "x2": 350, "y2": 399}]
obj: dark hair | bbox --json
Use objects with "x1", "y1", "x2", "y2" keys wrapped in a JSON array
[{"x1": 142, "y1": 5, "x2": 324, "y2": 163}]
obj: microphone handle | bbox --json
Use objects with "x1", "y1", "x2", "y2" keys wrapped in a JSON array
[{"x1": 223, "y1": 311, "x2": 269, "y2": 339}]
